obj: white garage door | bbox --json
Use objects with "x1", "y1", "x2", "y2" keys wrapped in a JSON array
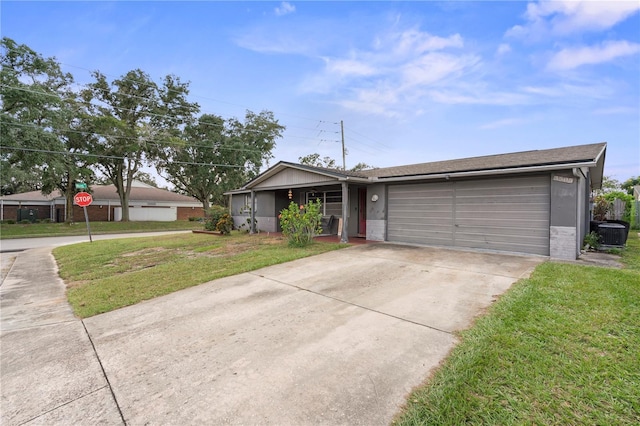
[{"x1": 387, "y1": 175, "x2": 550, "y2": 255}]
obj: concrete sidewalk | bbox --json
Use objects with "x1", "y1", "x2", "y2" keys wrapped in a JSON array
[{"x1": 0, "y1": 248, "x2": 123, "y2": 425}]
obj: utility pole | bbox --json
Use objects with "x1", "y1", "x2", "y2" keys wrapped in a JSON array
[{"x1": 341, "y1": 120, "x2": 346, "y2": 170}]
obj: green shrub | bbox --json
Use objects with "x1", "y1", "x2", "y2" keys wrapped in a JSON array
[
  {"x1": 583, "y1": 231, "x2": 601, "y2": 250},
  {"x1": 216, "y1": 214, "x2": 233, "y2": 235},
  {"x1": 279, "y1": 200, "x2": 322, "y2": 247},
  {"x1": 41, "y1": 218, "x2": 52, "y2": 223},
  {"x1": 6, "y1": 219, "x2": 16, "y2": 224},
  {"x1": 19, "y1": 219, "x2": 32, "y2": 224},
  {"x1": 205, "y1": 205, "x2": 228, "y2": 231}
]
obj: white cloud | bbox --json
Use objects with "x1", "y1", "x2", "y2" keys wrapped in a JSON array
[
  {"x1": 298, "y1": 28, "x2": 480, "y2": 115},
  {"x1": 480, "y1": 118, "x2": 530, "y2": 130},
  {"x1": 520, "y1": 81, "x2": 618, "y2": 102},
  {"x1": 428, "y1": 88, "x2": 530, "y2": 106},
  {"x1": 400, "y1": 53, "x2": 479, "y2": 88},
  {"x1": 496, "y1": 43, "x2": 511, "y2": 56},
  {"x1": 507, "y1": 0, "x2": 640, "y2": 38},
  {"x1": 275, "y1": 1, "x2": 295, "y2": 17},
  {"x1": 390, "y1": 29, "x2": 463, "y2": 55},
  {"x1": 547, "y1": 40, "x2": 640, "y2": 70},
  {"x1": 324, "y1": 58, "x2": 377, "y2": 77}
]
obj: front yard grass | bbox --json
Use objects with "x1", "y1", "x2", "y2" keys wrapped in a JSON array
[
  {"x1": 54, "y1": 232, "x2": 345, "y2": 318},
  {"x1": 395, "y1": 231, "x2": 640, "y2": 425},
  {"x1": 0, "y1": 220, "x2": 204, "y2": 239}
]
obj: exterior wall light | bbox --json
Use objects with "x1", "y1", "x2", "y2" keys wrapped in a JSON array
[
  {"x1": 288, "y1": 189, "x2": 293, "y2": 199},
  {"x1": 371, "y1": 194, "x2": 379, "y2": 202}
]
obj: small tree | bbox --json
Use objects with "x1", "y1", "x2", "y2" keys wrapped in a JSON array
[
  {"x1": 279, "y1": 200, "x2": 322, "y2": 247},
  {"x1": 592, "y1": 195, "x2": 609, "y2": 221}
]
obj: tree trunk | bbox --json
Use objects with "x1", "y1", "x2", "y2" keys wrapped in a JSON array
[
  {"x1": 65, "y1": 192, "x2": 74, "y2": 223},
  {"x1": 202, "y1": 199, "x2": 210, "y2": 215}
]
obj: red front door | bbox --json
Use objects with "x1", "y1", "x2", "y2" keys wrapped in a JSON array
[{"x1": 358, "y1": 188, "x2": 367, "y2": 236}]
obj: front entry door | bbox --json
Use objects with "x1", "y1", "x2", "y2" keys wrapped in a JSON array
[{"x1": 358, "y1": 188, "x2": 366, "y2": 237}]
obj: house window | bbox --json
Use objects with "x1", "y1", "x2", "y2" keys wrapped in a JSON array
[
  {"x1": 306, "y1": 191, "x2": 342, "y2": 216},
  {"x1": 243, "y1": 194, "x2": 257, "y2": 214}
]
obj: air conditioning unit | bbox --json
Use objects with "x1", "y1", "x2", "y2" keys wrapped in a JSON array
[{"x1": 597, "y1": 223, "x2": 627, "y2": 246}]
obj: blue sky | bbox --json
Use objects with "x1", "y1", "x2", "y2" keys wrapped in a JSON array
[{"x1": 2, "y1": 1, "x2": 639, "y2": 183}]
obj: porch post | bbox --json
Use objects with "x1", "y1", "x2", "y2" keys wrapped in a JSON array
[
  {"x1": 250, "y1": 190, "x2": 256, "y2": 234},
  {"x1": 341, "y1": 182, "x2": 349, "y2": 243}
]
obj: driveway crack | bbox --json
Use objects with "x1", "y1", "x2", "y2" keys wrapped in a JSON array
[
  {"x1": 250, "y1": 273, "x2": 453, "y2": 335},
  {"x1": 81, "y1": 320, "x2": 127, "y2": 425}
]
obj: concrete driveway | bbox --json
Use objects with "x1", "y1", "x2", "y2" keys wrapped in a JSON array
[{"x1": 78, "y1": 243, "x2": 542, "y2": 425}]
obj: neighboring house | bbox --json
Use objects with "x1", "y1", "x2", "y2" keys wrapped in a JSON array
[
  {"x1": 1, "y1": 181, "x2": 204, "y2": 222},
  {"x1": 634, "y1": 185, "x2": 640, "y2": 201},
  {"x1": 227, "y1": 142, "x2": 606, "y2": 260}
]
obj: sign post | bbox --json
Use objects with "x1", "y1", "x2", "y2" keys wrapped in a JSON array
[{"x1": 74, "y1": 192, "x2": 93, "y2": 242}]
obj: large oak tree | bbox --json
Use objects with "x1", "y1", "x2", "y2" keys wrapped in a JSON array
[{"x1": 81, "y1": 69, "x2": 199, "y2": 221}]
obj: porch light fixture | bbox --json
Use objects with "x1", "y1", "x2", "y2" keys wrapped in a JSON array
[
  {"x1": 288, "y1": 189, "x2": 292, "y2": 199},
  {"x1": 371, "y1": 194, "x2": 379, "y2": 202}
]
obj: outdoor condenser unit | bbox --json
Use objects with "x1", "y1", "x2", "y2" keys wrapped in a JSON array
[{"x1": 596, "y1": 223, "x2": 627, "y2": 246}]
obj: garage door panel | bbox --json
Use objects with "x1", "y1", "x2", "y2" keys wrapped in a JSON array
[
  {"x1": 455, "y1": 230, "x2": 549, "y2": 245},
  {"x1": 457, "y1": 213, "x2": 549, "y2": 223},
  {"x1": 456, "y1": 204, "x2": 549, "y2": 214},
  {"x1": 388, "y1": 232, "x2": 454, "y2": 246},
  {"x1": 454, "y1": 239, "x2": 550, "y2": 256},
  {"x1": 456, "y1": 225, "x2": 549, "y2": 237},
  {"x1": 387, "y1": 176, "x2": 550, "y2": 255},
  {"x1": 454, "y1": 176, "x2": 549, "y2": 255},
  {"x1": 456, "y1": 186, "x2": 549, "y2": 197},
  {"x1": 456, "y1": 195, "x2": 549, "y2": 210},
  {"x1": 388, "y1": 218, "x2": 453, "y2": 232}
]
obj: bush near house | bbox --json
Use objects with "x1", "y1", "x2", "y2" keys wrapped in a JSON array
[{"x1": 279, "y1": 200, "x2": 323, "y2": 247}]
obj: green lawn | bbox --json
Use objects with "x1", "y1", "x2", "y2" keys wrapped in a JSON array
[
  {"x1": 0, "y1": 220, "x2": 204, "y2": 239},
  {"x1": 53, "y1": 232, "x2": 345, "y2": 318},
  {"x1": 395, "y1": 232, "x2": 640, "y2": 425}
]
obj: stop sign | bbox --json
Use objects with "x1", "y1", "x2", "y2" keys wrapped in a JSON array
[{"x1": 74, "y1": 192, "x2": 93, "y2": 207}]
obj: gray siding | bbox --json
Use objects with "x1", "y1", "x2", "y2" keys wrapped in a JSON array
[
  {"x1": 387, "y1": 175, "x2": 551, "y2": 256},
  {"x1": 254, "y1": 168, "x2": 335, "y2": 188}
]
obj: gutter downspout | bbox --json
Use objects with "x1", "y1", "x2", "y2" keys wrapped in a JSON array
[{"x1": 573, "y1": 167, "x2": 586, "y2": 258}]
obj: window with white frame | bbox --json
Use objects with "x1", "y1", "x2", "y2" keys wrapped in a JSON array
[
  {"x1": 306, "y1": 190, "x2": 342, "y2": 216},
  {"x1": 243, "y1": 194, "x2": 257, "y2": 214}
]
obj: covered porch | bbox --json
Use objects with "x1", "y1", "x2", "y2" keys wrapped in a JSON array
[{"x1": 226, "y1": 162, "x2": 371, "y2": 243}]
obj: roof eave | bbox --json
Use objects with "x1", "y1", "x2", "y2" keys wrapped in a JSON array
[{"x1": 373, "y1": 161, "x2": 601, "y2": 183}]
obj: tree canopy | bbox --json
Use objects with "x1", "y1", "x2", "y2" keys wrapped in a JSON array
[
  {"x1": 160, "y1": 111, "x2": 284, "y2": 210},
  {"x1": 298, "y1": 152, "x2": 374, "y2": 172},
  {"x1": 1, "y1": 37, "x2": 285, "y2": 221},
  {"x1": 1, "y1": 37, "x2": 94, "y2": 220}
]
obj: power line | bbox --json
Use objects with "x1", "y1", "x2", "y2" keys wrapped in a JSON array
[
  {"x1": 0, "y1": 145, "x2": 243, "y2": 168},
  {"x1": 1, "y1": 83, "x2": 340, "y2": 139},
  {"x1": 1, "y1": 43, "x2": 340, "y2": 126},
  {"x1": 2, "y1": 42, "x2": 387, "y2": 155},
  {"x1": 1, "y1": 120, "x2": 338, "y2": 153}
]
